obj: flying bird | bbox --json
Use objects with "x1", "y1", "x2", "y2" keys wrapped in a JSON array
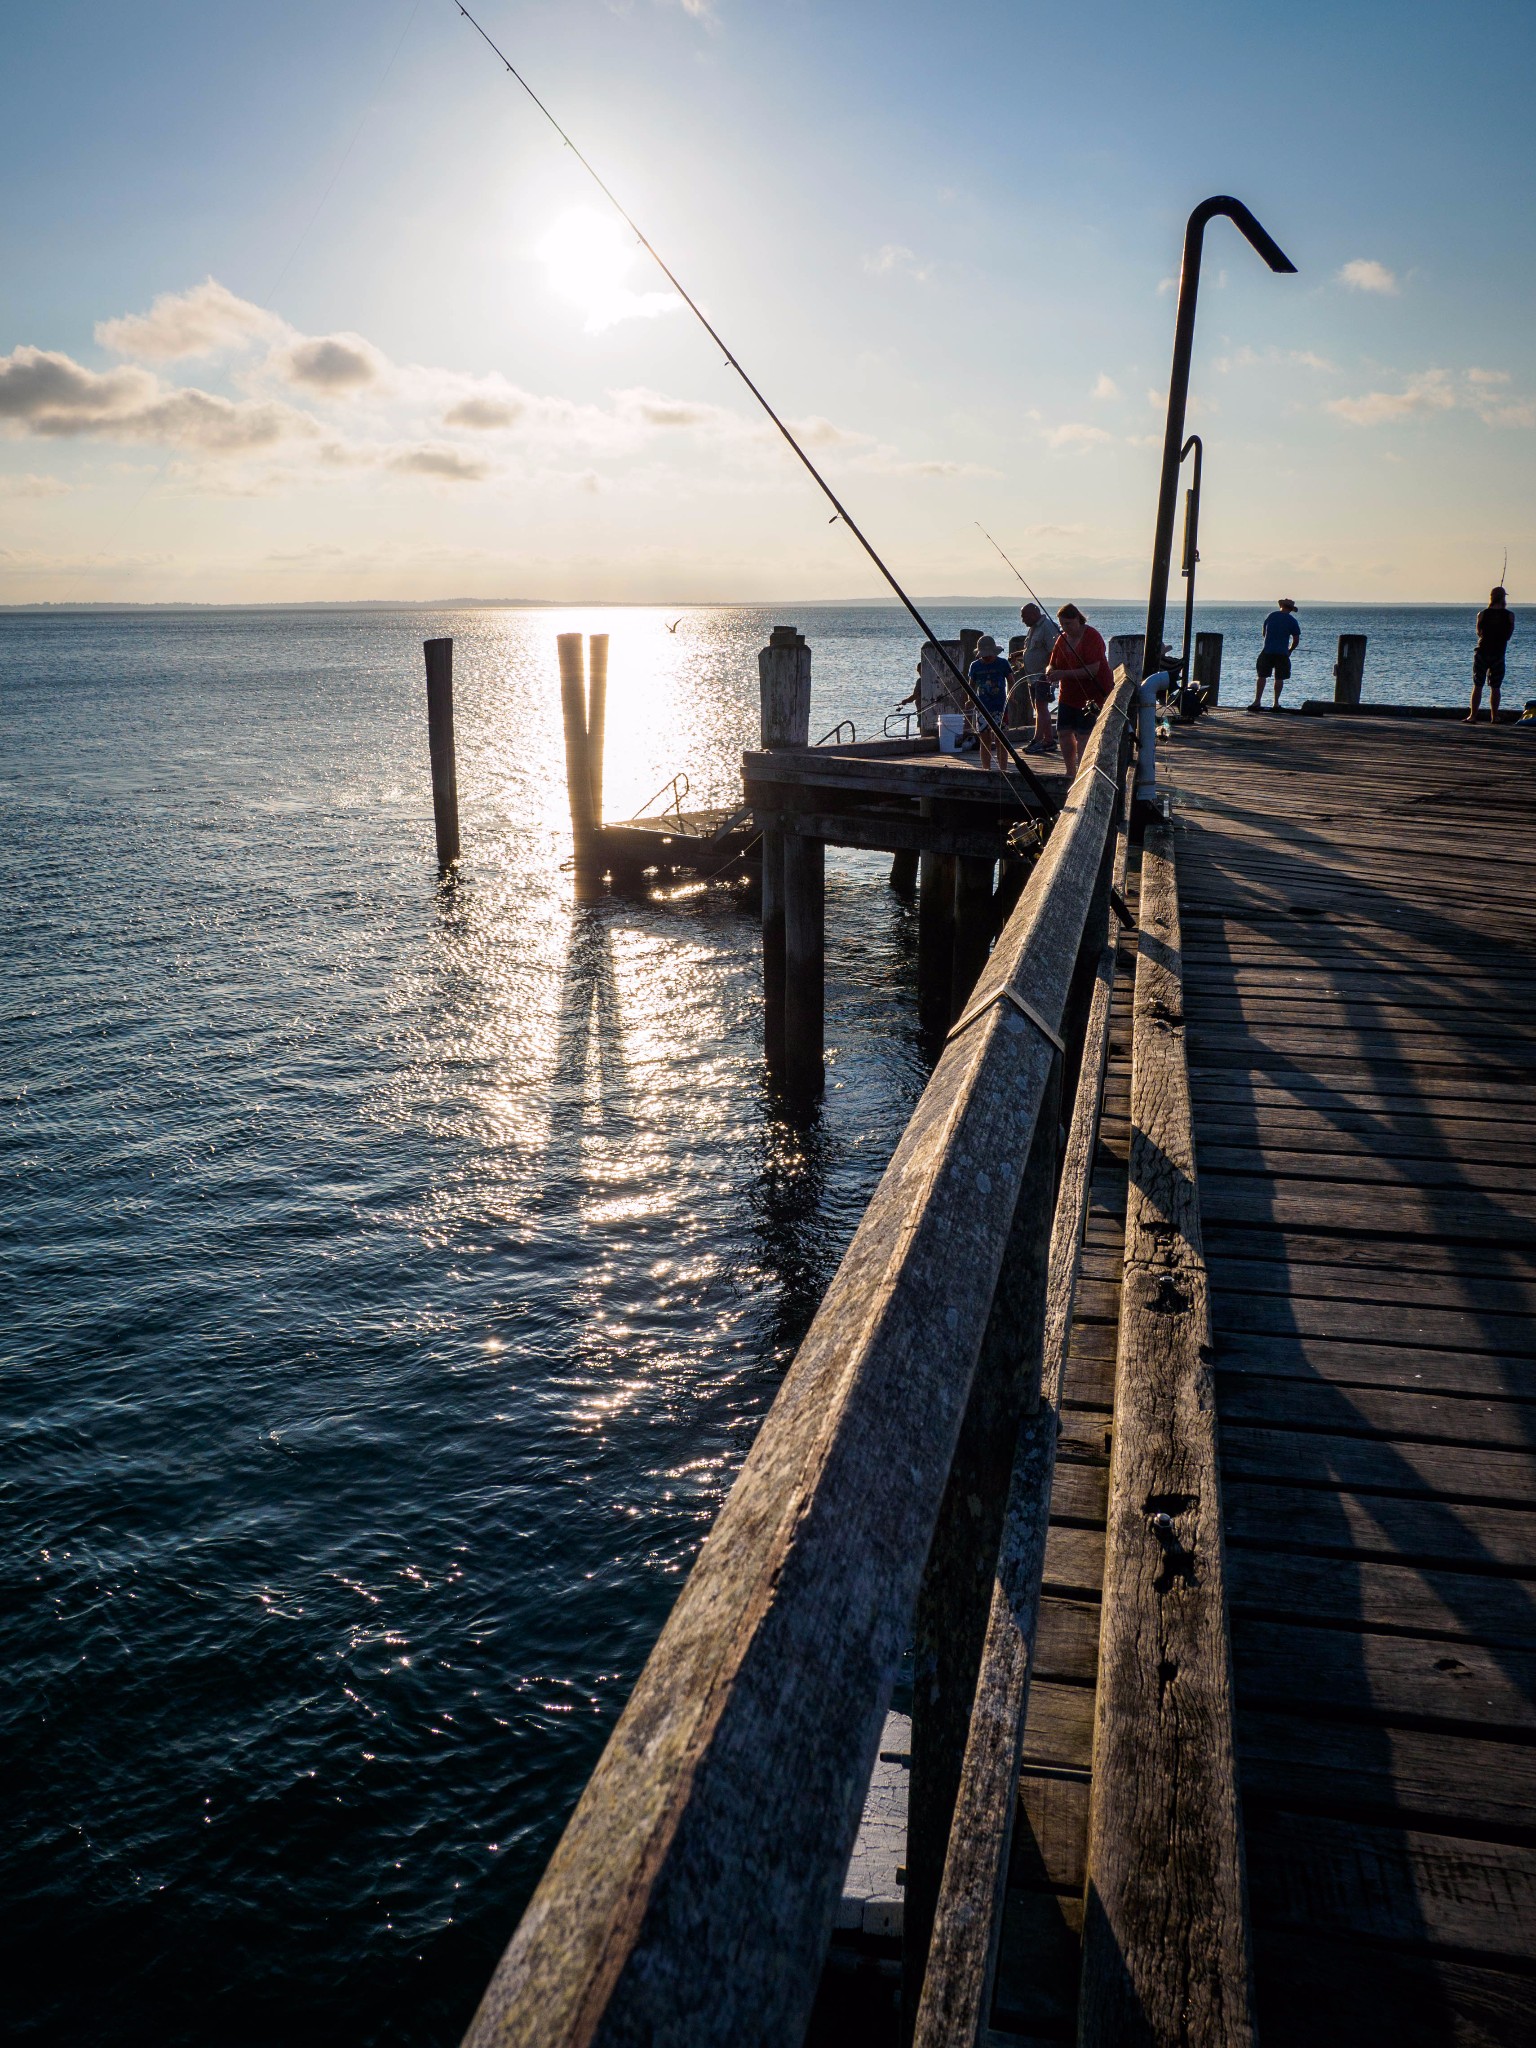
[{"x1": 664, "y1": 618, "x2": 682, "y2": 633}]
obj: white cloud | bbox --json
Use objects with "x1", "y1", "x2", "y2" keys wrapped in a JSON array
[
  {"x1": 1091, "y1": 373, "x2": 1120, "y2": 401},
  {"x1": 1043, "y1": 423, "x2": 1113, "y2": 448},
  {"x1": 271, "y1": 333, "x2": 388, "y2": 394},
  {"x1": 97, "y1": 280, "x2": 286, "y2": 360},
  {"x1": 0, "y1": 471, "x2": 69, "y2": 499},
  {"x1": 1327, "y1": 371, "x2": 1454, "y2": 425},
  {"x1": 0, "y1": 344, "x2": 318, "y2": 452},
  {"x1": 535, "y1": 208, "x2": 683, "y2": 334},
  {"x1": 1214, "y1": 344, "x2": 1337, "y2": 374},
  {"x1": 444, "y1": 394, "x2": 526, "y2": 430},
  {"x1": 387, "y1": 444, "x2": 491, "y2": 482},
  {"x1": 1468, "y1": 367, "x2": 1511, "y2": 387},
  {"x1": 864, "y1": 243, "x2": 932, "y2": 284},
  {"x1": 1156, "y1": 276, "x2": 1176, "y2": 296},
  {"x1": 1338, "y1": 258, "x2": 1399, "y2": 296},
  {"x1": 1475, "y1": 398, "x2": 1536, "y2": 429}
]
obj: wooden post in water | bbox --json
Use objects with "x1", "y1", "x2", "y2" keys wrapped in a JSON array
[
  {"x1": 1193, "y1": 630, "x2": 1223, "y2": 704},
  {"x1": 758, "y1": 627, "x2": 812, "y2": 1082},
  {"x1": 918, "y1": 829, "x2": 956, "y2": 1032},
  {"x1": 890, "y1": 848, "x2": 919, "y2": 893},
  {"x1": 783, "y1": 832, "x2": 825, "y2": 1103},
  {"x1": 1334, "y1": 632, "x2": 1367, "y2": 707},
  {"x1": 586, "y1": 633, "x2": 608, "y2": 824},
  {"x1": 558, "y1": 632, "x2": 599, "y2": 901},
  {"x1": 423, "y1": 637, "x2": 461, "y2": 871},
  {"x1": 951, "y1": 856, "x2": 995, "y2": 1013}
]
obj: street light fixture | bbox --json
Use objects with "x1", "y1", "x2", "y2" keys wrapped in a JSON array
[{"x1": 1142, "y1": 197, "x2": 1296, "y2": 685}]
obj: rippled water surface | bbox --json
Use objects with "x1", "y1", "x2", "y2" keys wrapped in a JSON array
[{"x1": 0, "y1": 598, "x2": 1520, "y2": 2045}]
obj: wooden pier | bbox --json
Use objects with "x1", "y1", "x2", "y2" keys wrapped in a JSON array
[{"x1": 459, "y1": 685, "x2": 1536, "y2": 2048}]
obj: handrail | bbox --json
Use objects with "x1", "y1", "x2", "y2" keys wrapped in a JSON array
[
  {"x1": 815, "y1": 718, "x2": 857, "y2": 746},
  {"x1": 461, "y1": 678, "x2": 1135, "y2": 2048},
  {"x1": 883, "y1": 707, "x2": 918, "y2": 739},
  {"x1": 633, "y1": 771, "x2": 690, "y2": 823}
]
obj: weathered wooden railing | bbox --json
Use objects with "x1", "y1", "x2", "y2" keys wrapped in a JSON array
[{"x1": 461, "y1": 680, "x2": 1136, "y2": 2048}]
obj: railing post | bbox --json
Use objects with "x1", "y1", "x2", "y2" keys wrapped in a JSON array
[
  {"x1": 1333, "y1": 632, "x2": 1367, "y2": 707},
  {"x1": 423, "y1": 637, "x2": 461, "y2": 872}
]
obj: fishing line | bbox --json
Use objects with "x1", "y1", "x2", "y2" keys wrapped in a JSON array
[
  {"x1": 450, "y1": 0, "x2": 1054, "y2": 813},
  {"x1": 974, "y1": 521, "x2": 1049, "y2": 614}
]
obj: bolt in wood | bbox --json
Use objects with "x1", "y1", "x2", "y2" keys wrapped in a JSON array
[{"x1": 423, "y1": 636, "x2": 461, "y2": 871}]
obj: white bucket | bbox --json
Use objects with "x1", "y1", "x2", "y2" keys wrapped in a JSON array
[{"x1": 937, "y1": 712, "x2": 966, "y2": 755}]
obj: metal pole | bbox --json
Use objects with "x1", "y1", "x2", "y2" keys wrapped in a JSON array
[
  {"x1": 1143, "y1": 198, "x2": 1295, "y2": 681},
  {"x1": 1179, "y1": 433, "x2": 1203, "y2": 687}
]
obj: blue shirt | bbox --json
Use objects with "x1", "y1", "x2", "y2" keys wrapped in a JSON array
[
  {"x1": 1262, "y1": 609, "x2": 1301, "y2": 656},
  {"x1": 968, "y1": 655, "x2": 1011, "y2": 714}
]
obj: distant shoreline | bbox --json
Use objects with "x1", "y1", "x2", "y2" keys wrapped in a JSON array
[{"x1": 0, "y1": 597, "x2": 1508, "y2": 616}]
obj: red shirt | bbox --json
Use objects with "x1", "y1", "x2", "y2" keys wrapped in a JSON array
[{"x1": 1047, "y1": 625, "x2": 1114, "y2": 708}]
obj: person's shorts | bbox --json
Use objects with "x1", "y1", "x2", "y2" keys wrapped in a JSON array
[
  {"x1": 973, "y1": 690, "x2": 1006, "y2": 727},
  {"x1": 1256, "y1": 651, "x2": 1291, "y2": 681},
  {"x1": 1474, "y1": 650, "x2": 1507, "y2": 687},
  {"x1": 1058, "y1": 703, "x2": 1096, "y2": 734}
]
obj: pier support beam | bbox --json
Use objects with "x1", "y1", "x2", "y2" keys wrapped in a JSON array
[
  {"x1": 758, "y1": 627, "x2": 812, "y2": 1085},
  {"x1": 918, "y1": 850, "x2": 956, "y2": 1031},
  {"x1": 761, "y1": 821, "x2": 786, "y2": 1081},
  {"x1": 559, "y1": 632, "x2": 601, "y2": 902},
  {"x1": 889, "y1": 848, "x2": 919, "y2": 894},
  {"x1": 950, "y1": 856, "x2": 995, "y2": 1014},
  {"x1": 423, "y1": 636, "x2": 461, "y2": 872},
  {"x1": 783, "y1": 832, "x2": 825, "y2": 1103}
]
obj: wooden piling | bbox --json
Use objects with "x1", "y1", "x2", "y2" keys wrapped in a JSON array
[
  {"x1": 585, "y1": 633, "x2": 608, "y2": 824},
  {"x1": 758, "y1": 627, "x2": 812, "y2": 1082},
  {"x1": 761, "y1": 823, "x2": 786, "y2": 1080},
  {"x1": 950, "y1": 856, "x2": 995, "y2": 1013},
  {"x1": 890, "y1": 848, "x2": 919, "y2": 893},
  {"x1": 558, "y1": 632, "x2": 599, "y2": 900},
  {"x1": 1193, "y1": 630, "x2": 1223, "y2": 704},
  {"x1": 782, "y1": 831, "x2": 824, "y2": 1102},
  {"x1": 423, "y1": 636, "x2": 461, "y2": 871},
  {"x1": 918, "y1": 844, "x2": 956, "y2": 1030},
  {"x1": 1333, "y1": 631, "x2": 1367, "y2": 707}
]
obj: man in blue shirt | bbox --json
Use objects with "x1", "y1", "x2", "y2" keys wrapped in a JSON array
[{"x1": 1249, "y1": 597, "x2": 1300, "y2": 710}]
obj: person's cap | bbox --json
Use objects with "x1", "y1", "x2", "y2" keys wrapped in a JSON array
[
  {"x1": 1492, "y1": 585, "x2": 1508, "y2": 602},
  {"x1": 977, "y1": 634, "x2": 1000, "y2": 655},
  {"x1": 1279, "y1": 597, "x2": 1297, "y2": 609}
]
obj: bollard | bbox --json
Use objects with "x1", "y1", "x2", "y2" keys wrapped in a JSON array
[
  {"x1": 1193, "y1": 630, "x2": 1223, "y2": 704},
  {"x1": 759, "y1": 624, "x2": 812, "y2": 748},
  {"x1": 423, "y1": 637, "x2": 461, "y2": 872},
  {"x1": 1333, "y1": 633, "x2": 1367, "y2": 708}
]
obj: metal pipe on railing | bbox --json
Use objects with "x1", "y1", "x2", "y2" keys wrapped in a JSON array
[
  {"x1": 1142, "y1": 198, "x2": 1295, "y2": 681},
  {"x1": 1178, "y1": 433, "x2": 1203, "y2": 688}
]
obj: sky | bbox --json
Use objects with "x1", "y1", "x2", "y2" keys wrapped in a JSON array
[{"x1": 2, "y1": 0, "x2": 1533, "y2": 605}]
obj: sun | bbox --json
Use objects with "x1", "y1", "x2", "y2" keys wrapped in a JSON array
[{"x1": 534, "y1": 207, "x2": 680, "y2": 334}]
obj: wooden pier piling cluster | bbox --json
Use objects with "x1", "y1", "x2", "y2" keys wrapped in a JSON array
[{"x1": 558, "y1": 631, "x2": 609, "y2": 901}]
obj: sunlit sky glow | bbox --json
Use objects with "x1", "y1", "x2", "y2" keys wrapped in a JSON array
[{"x1": 2, "y1": 0, "x2": 1533, "y2": 604}]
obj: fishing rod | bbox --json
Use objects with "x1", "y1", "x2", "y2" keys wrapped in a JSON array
[
  {"x1": 450, "y1": 0, "x2": 1055, "y2": 814},
  {"x1": 974, "y1": 521, "x2": 1049, "y2": 615}
]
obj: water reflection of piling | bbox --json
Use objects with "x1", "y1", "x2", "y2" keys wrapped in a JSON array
[{"x1": 422, "y1": 637, "x2": 461, "y2": 872}]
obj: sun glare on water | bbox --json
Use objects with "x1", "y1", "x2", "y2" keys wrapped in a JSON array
[{"x1": 535, "y1": 207, "x2": 683, "y2": 334}]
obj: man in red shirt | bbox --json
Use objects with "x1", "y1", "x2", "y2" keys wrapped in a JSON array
[{"x1": 1046, "y1": 603, "x2": 1114, "y2": 778}]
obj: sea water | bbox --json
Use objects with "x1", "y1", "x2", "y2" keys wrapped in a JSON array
[{"x1": 1, "y1": 599, "x2": 1523, "y2": 2045}]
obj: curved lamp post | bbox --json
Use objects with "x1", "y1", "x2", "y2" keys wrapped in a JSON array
[
  {"x1": 1143, "y1": 197, "x2": 1295, "y2": 681},
  {"x1": 1178, "y1": 431, "x2": 1202, "y2": 686}
]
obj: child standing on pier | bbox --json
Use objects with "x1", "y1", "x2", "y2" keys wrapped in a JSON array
[
  {"x1": 1046, "y1": 604, "x2": 1114, "y2": 778},
  {"x1": 967, "y1": 635, "x2": 1012, "y2": 767}
]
